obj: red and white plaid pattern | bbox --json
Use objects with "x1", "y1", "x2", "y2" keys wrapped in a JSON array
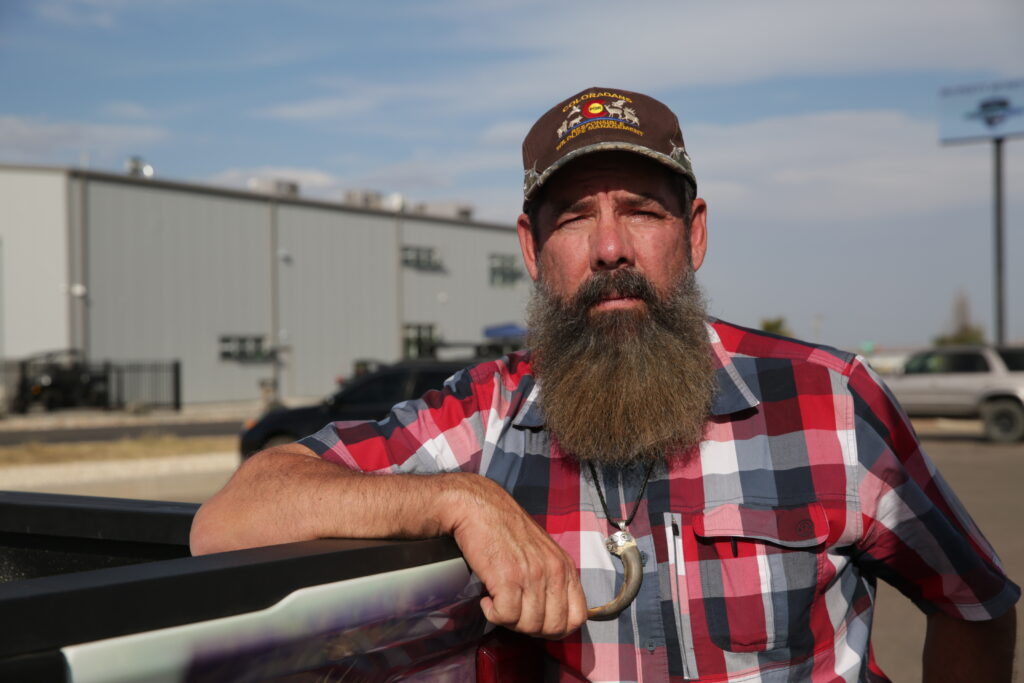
[{"x1": 302, "y1": 319, "x2": 1019, "y2": 682}]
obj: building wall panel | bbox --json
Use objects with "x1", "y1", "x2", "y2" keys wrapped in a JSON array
[
  {"x1": 277, "y1": 205, "x2": 400, "y2": 398},
  {"x1": 401, "y1": 220, "x2": 530, "y2": 351},
  {"x1": 0, "y1": 168, "x2": 69, "y2": 358},
  {"x1": 84, "y1": 180, "x2": 272, "y2": 403}
]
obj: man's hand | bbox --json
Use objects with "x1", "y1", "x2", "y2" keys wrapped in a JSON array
[
  {"x1": 443, "y1": 474, "x2": 589, "y2": 639},
  {"x1": 922, "y1": 606, "x2": 1016, "y2": 682}
]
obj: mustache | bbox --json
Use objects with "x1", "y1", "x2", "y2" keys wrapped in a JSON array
[{"x1": 570, "y1": 269, "x2": 660, "y2": 310}]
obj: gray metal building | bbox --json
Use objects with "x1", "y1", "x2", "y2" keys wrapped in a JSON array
[{"x1": 0, "y1": 164, "x2": 531, "y2": 404}]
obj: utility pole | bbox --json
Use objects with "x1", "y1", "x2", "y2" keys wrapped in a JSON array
[
  {"x1": 939, "y1": 80, "x2": 1022, "y2": 347},
  {"x1": 993, "y1": 136, "x2": 1005, "y2": 345}
]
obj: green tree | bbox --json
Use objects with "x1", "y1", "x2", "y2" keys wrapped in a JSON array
[
  {"x1": 760, "y1": 317, "x2": 794, "y2": 338},
  {"x1": 933, "y1": 292, "x2": 987, "y2": 346},
  {"x1": 934, "y1": 325, "x2": 986, "y2": 346}
]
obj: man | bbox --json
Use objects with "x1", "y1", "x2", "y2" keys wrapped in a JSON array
[{"x1": 192, "y1": 87, "x2": 1018, "y2": 681}]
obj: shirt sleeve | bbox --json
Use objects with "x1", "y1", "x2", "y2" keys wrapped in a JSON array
[
  {"x1": 298, "y1": 362, "x2": 500, "y2": 476},
  {"x1": 848, "y1": 357, "x2": 1020, "y2": 621}
]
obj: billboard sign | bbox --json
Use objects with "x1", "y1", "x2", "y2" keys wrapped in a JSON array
[{"x1": 939, "y1": 79, "x2": 1024, "y2": 143}]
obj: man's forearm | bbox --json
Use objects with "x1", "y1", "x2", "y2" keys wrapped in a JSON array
[
  {"x1": 190, "y1": 445, "x2": 462, "y2": 555},
  {"x1": 190, "y1": 443, "x2": 591, "y2": 638},
  {"x1": 922, "y1": 606, "x2": 1017, "y2": 682}
]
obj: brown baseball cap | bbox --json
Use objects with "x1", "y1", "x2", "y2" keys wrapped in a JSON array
[{"x1": 522, "y1": 87, "x2": 696, "y2": 204}]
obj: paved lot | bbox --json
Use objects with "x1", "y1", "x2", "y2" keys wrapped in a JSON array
[{"x1": 872, "y1": 432, "x2": 1023, "y2": 681}]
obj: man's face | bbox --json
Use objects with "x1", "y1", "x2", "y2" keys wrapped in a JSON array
[
  {"x1": 518, "y1": 152, "x2": 715, "y2": 466},
  {"x1": 517, "y1": 151, "x2": 707, "y2": 306}
]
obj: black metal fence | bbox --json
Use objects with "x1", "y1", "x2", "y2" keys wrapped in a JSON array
[{"x1": 0, "y1": 353, "x2": 181, "y2": 414}]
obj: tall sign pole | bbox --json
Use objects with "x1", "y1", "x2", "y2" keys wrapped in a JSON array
[
  {"x1": 939, "y1": 79, "x2": 1023, "y2": 346},
  {"x1": 993, "y1": 136, "x2": 1004, "y2": 345}
]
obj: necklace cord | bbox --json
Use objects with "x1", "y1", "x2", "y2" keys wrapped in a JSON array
[{"x1": 587, "y1": 460, "x2": 656, "y2": 531}]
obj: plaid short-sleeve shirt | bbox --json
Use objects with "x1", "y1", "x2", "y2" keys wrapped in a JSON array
[{"x1": 302, "y1": 319, "x2": 1019, "y2": 682}]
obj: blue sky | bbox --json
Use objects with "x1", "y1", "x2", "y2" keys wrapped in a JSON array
[{"x1": 2, "y1": 0, "x2": 1023, "y2": 350}]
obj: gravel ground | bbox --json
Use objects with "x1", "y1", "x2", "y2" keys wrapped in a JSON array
[
  {"x1": 0, "y1": 402, "x2": 261, "y2": 432},
  {"x1": 1, "y1": 451, "x2": 239, "y2": 488}
]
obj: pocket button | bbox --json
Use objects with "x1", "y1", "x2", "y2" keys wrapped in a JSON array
[{"x1": 794, "y1": 518, "x2": 815, "y2": 538}]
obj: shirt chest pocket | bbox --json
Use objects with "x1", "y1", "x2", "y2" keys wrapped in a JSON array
[{"x1": 690, "y1": 502, "x2": 829, "y2": 653}]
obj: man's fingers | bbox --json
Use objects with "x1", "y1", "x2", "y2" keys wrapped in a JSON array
[
  {"x1": 566, "y1": 574, "x2": 589, "y2": 633},
  {"x1": 479, "y1": 595, "x2": 494, "y2": 621},
  {"x1": 482, "y1": 583, "x2": 524, "y2": 627},
  {"x1": 514, "y1": 563, "x2": 547, "y2": 634},
  {"x1": 480, "y1": 554, "x2": 584, "y2": 638},
  {"x1": 544, "y1": 561, "x2": 588, "y2": 638},
  {"x1": 540, "y1": 558, "x2": 570, "y2": 637}
]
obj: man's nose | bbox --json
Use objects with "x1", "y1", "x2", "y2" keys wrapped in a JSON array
[{"x1": 590, "y1": 213, "x2": 635, "y2": 271}]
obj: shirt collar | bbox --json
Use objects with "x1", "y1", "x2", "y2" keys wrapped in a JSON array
[
  {"x1": 512, "y1": 321, "x2": 759, "y2": 430},
  {"x1": 706, "y1": 320, "x2": 760, "y2": 416},
  {"x1": 512, "y1": 378, "x2": 545, "y2": 429}
]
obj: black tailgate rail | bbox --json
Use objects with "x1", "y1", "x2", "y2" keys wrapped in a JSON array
[{"x1": 0, "y1": 491, "x2": 486, "y2": 681}]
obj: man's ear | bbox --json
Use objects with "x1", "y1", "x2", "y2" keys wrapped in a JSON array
[
  {"x1": 517, "y1": 213, "x2": 540, "y2": 281},
  {"x1": 689, "y1": 198, "x2": 708, "y2": 272}
]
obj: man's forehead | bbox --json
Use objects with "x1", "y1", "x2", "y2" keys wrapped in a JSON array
[{"x1": 539, "y1": 153, "x2": 681, "y2": 208}]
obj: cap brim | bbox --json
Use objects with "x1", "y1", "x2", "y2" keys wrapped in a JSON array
[{"x1": 523, "y1": 141, "x2": 696, "y2": 202}]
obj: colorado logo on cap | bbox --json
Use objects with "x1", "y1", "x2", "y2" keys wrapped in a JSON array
[
  {"x1": 555, "y1": 94, "x2": 641, "y2": 142},
  {"x1": 583, "y1": 100, "x2": 607, "y2": 118}
]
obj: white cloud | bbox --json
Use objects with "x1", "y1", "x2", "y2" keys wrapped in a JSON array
[
  {"x1": 208, "y1": 166, "x2": 344, "y2": 195},
  {"x1": 428, "y1": 0, "x2": 1024, "y2": 89},
  {"x1": 254, "y1": 96, "x2": 377, "y2": 122},
  {"x1": 248, "y1": 0, "x2": 1023, "y2": 151},
  {"x1": 479, "y1": 120, "x2": 531, "y2": 146},
  {"x1": 0, "y1": 116, "x2": 167, "y2": 164},
  {"x1": 690, "y1": 110, "x2": 993, "y2": 227},
  {"x1": 251, "y1": 78, "x2": 470, "y2": 124},
  {"x1": 102, "y1": 101, "x2": 154, "y2": 120},
  {"x1": 375, "y1": 1, "x2": 1024, "y2": 121},
  {"x1": 35, "y1": 0, "x2": 119, "y2": 27},
  {"x1": 33, "y1": 0, "x2": 201, "y2": 29},
  {"x1": 362, "y1": 147, "x2": 515, "y2": 184}
]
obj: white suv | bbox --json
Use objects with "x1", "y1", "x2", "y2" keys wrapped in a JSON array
[{"x1": 886, "y1": 346, "x2": 1024, "y2": 443}]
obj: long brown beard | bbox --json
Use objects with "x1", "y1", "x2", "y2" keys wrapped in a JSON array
[{"x1": 527, "y1": 267, "x2": 715, "y2": 466}]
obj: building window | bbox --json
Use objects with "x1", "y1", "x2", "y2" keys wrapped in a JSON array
[
  {"x1": 402, "y1": 246, "x2": 444, "y2": 272},
  {"x1": 403, "y1": 323, "x2": 437, "y2": 359},
  {"x1": 219, "y1": 334, "x2": 273, "y2": 362},
  {"x1": 489, "y1": 254, "x2": 524, "y2": 287}
]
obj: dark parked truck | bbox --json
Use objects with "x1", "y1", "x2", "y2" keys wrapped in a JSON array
[{"x1": 0, "y1": 491, "x2": 542, "y2": 682}]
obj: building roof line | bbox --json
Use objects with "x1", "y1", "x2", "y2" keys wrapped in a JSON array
[{"x1": 0, "y1": 163, "x2": 515, "y2": 233}]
